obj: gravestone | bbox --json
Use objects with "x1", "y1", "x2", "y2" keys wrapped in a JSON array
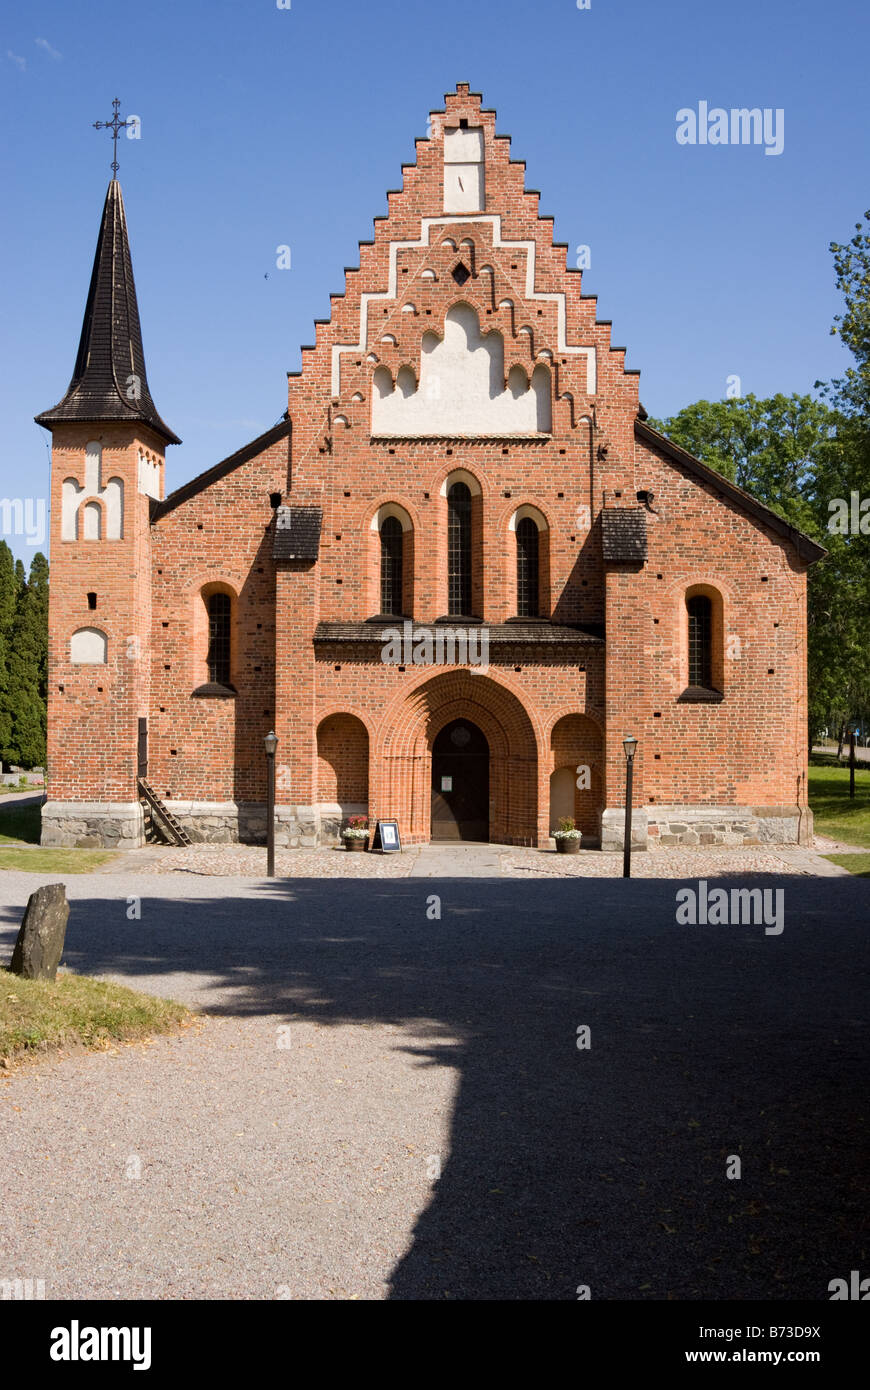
[{"x1": 10, "y1": 884, "x2": 69, "y2": 981}]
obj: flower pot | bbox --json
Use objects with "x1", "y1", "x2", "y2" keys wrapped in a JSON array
[
  {"x1": 556, "y1": 837, "x2": 581, "y2": 854},
  {"x1": 343, "y1": 837, "x2": 367, "y2": 851}
]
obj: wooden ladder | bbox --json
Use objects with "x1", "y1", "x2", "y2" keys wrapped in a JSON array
[{"x1": 137, "y1": 778, "x2": 192, "y2": 847}]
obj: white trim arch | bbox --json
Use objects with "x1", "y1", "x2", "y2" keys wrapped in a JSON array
[
  {"x1": 440, "y1": 468, "x2": 482, "y2": 498},
  {"x1": 370, "y1": 502, "x2": 413, "y2": 532},
  {"x1": 509, "y1": 504, "x2": 549, "y2": 532},
  {"x1": 331, "y1": 213, "x2": 598, "y2": 397}
]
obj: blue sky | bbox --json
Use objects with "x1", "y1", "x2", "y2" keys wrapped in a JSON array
[{"x1": 2, "y1": 0, "x2": 868, "y2": 564}]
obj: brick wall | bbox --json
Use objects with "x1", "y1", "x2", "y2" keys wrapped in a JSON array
[{"x1": 45, "y1": 85, "x2": 814, "y2": 848}]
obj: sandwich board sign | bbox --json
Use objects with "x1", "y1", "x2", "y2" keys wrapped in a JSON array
[{"x1": 372, "y1": 819, "x2": 401, "y2": 853}]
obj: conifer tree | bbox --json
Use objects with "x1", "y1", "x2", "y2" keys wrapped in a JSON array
[
  {"x1": 2, "y1": 553, "x2": 48, "y2": 768},
  {"x1": 0, "y1": 542, "x2": 18, "y2": 757}
]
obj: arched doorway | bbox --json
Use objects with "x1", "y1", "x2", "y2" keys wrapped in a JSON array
[
  {"x1": 431, "y1": 718, "x2": 489, "y2": 842},
  {"x1": 376, "y1": 670, "x2": 538, "y2": 845}
]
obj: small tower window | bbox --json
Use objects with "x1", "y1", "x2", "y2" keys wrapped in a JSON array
[
  {"x1": 380, "y1": 515, "x2": 404, "y2": 616},
  {"x1": 516, "y1": 517, "x2": 540, "y2": 618},
  {"x1": 207, "y1": 592, "x2": 231, "y2": 686},
  {"x1": 687, "y1": 594, "x2": 713, "y2": 689}
]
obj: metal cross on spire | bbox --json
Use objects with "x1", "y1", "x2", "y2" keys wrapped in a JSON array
[{"x1": 93, "y1": 97, "x2": 128, "y2": 177}]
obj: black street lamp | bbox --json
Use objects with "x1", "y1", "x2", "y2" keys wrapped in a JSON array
[
  {"x1": 622, "y1": 734, "x2": 638, "y2": 879},
  {"x1": 264, "y1": 731, "x2": 278, "y2": 877}
]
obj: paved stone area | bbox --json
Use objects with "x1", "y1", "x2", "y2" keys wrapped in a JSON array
[
  {"x1": 813, "y1": 742, "x2": 870, "y2": 763},
  {"x1": 82, "y1": 838, "x2": 853, "y2": 880},
  {"x1": 0, "y1": 867, "x2": 865, "y2": 1300}
]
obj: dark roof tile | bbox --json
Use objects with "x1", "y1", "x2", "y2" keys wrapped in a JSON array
[
  {"x1": 601, "y1": 507, "x2": 648, "y2": 564},
  {"x1": 274, "y1": 507, "x2": 322, "y2": 561},
  {"x1": 313, "y1": 620, "x2": 604, "y2": 646}
]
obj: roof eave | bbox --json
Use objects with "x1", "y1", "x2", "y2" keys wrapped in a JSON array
[
  {"x1": 635, "y1": 418, "x2": 827, "y2": 565},
  {"x1": 152, "y1": 418, "x2": 291, "y2": 520}
]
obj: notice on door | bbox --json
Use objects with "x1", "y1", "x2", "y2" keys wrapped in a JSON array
[{"x1": 441, "y1": 776, "x2": 453, "y2": 792}]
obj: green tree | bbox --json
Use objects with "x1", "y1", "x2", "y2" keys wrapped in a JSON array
[
  {"x1": 822, "y1": 208, "x2": 870, "y2": 422},
  {"x1": 2, "y1": 553, "x2": 48, "y2": 768},
  {"x1": 647, "y1": 392, "x2": 837, "y2": 535},
  {"x1": 0, "y1": 541, "x2": 19, "y2": 755},
  {"x1": 811, "y1": 209, "x2": 870, "y2": 741},
  {"x1": 648, "y1": 390, "x2": 867, "y2": 745}
]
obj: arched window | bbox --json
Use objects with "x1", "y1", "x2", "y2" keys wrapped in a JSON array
[
  {"x1": 207, "y1": 592, "x2": 231, "y2": 686},
  {"x1": 380, "y1": 515, "x2": 404, "y2": 616},
  {"x1": 687, "y1": 594, "x2": 713, "y2": 689},
  {"x1": 447, "y1": 481, "x2": 472, "y2": 616},
  {"x1": 516, "y1": 516, "x2": 540, "y2": 617}
]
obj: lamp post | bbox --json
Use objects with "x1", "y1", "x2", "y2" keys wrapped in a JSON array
[
  {"x1": 849, "y1": 729, "x2": 856, "y2": 800},
  {"x1": 622, "y1": 735, "x2": 638, "y2": 879},
  {"x1": 264, "y1": 731, "x2": 278, "y2": 877}
]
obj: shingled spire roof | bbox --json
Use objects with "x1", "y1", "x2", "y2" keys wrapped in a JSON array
[{"x1": 35, "y1": 180, "x2": 180, "y2": 444}]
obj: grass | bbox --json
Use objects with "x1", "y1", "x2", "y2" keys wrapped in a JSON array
[
  {"x1": 821, "y1": 852, "x2": 870, "y2": 878},
  {"x1": 0, "y1": 802, "x2": 117, "y2": 870},
  {"x1": 0, "y1": 969, "x2": 191, "y2": 1065},
  {"x1": 808, "y1": 756, "x2": 870, "y2": 849},
  {"x1": 0, "y1": 847, "x2": 117, "y2": 872}
]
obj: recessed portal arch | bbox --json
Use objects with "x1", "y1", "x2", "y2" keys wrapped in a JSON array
[{"x1": 375, "y1": 670, "x2": 541, "y2": 845}]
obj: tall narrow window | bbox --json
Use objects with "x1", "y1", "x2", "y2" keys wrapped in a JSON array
[
  {"x1": 207, "y1": 592, "x2": 231, "y2": 686},
  {"x1": 447, "y1": 481, "x2": 472, "y2": 616},
  {"x1": 687, "y1": 594, "x2": 712, "y2": 688},
  {"x1": 380, "y1": 515, "x2": 403, "y2": 616},
  {"x1": 516, "y1": 516, "x2": 540, "y2": 617}
]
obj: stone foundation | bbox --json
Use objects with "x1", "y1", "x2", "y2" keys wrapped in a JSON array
[
  {"x1": 162, "y1": 801, "x2": 368, "y2": 847},
  {"x1": 39, "y1": 800, "x2": 814, "y2": 853},
  {"x1": 599, "y1": 808, "x2": 650, "y2": 854},
  {"x1": 41, "y1": 801, "x2": 145, "y2": 849},
  {"x1": 602, "y1": 804, "x2": 813, "y2": 852}
]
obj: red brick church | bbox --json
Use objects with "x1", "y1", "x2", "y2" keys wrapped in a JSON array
[{"x1": 37, "y1": 84, "x2": 823, "y2": 852}]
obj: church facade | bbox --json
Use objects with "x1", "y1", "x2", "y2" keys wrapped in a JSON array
[{"x1": 37, "y1": 84, "x2": 824, "y2": 852}]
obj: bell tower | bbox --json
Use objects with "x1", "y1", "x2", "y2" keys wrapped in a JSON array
[{"x1": 35, "y1": 178, "x2": 180, "y2": 847}]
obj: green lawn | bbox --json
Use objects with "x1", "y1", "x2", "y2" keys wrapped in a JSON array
[
  {"x1": 0, "y1": 969, "x2": 191, "y2": 1064},
  {"x1": 0, "y1": 847, "x2": 117, "y2": 872},
  {"x1": 0, "y1": 801, "x2": 116, "y2": 870},
  {"x1": 821, "y1": 852, "x2": 870, "y2": 877},
  {"x1": 808, "y1": 756, "x2": 870, "y2": 848}
]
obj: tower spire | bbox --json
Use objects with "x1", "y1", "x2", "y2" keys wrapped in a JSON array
[{"x1": 35, "y1": 179, "x2": 179, "y2": 444}]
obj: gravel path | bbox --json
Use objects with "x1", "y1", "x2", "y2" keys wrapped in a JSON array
[{"x1": 0, "y1": 863, "x2": 866, "y2": 1300}]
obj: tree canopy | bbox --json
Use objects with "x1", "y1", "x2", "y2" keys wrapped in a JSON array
[{"x1": 650, "y1": 208, "x2": 870, "y2": 743}]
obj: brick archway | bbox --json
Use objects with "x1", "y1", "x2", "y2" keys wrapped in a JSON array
[{"x1": 372, "y1": 670, "x2": 539, "y2": 845}]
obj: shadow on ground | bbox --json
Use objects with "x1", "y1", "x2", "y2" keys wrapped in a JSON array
[{"x1": 1, "y1": 872, "x2": 867, "y2": 1300}]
